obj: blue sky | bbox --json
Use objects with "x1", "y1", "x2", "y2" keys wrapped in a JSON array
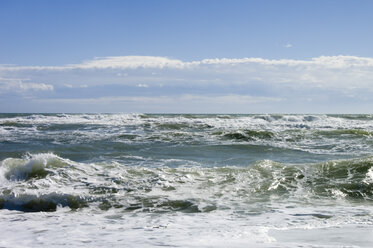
[{"x1": 1, "y1": 0, "x2": 373, "y2": 113}]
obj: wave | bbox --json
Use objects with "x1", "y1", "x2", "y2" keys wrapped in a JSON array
[
  {"x1": 1, "y1": 153, "x2": 372, "y2": 213},
  {"x1": 0, "y1": 121, "x2": 33, "y2": 128},
  {"x1": 0, "y1": 113, "x2": 370, "y2": 127},
  {"x1": 216, "y1": 130, "x2": 274, "y2": 141},
  {"x1": 1, "y1": 153, "x2": 69, "y2": 181},
  {"x1": 316, "y1": 129, "x2": 373, "y2": 137},
  {"x1": 155, "y1": 122, "x2": 213, "y2": 130},
  {"x1": 0, "y1": 193, "x2": 87, "y2": 212}
]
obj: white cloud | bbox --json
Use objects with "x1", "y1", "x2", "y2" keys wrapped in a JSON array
[
  {"x1": 63, "y1": 84, "x2": 88, "y2": 89},
  {"x1": 0, "y1": 78, "x2": 54, "y2": 93},
  {"x1": 74, "y1": 56, "x2": 186, "y2": 70},
  {"x1": 198, "y1": 55, "x2": 373, "y2": 68},
  {"x1": 1, "y1": 55, "x2": 373, "y2": 89},
  {"x1": 0, "y1": 56, "x2": 187, "y2": 71},
  {"x1": 179, "y1": 94, "x2": 282, "y2": 104},
  {"x1": 2, "y1": 55, "x2": 373, "y2": 113},
  {"x1": 33, "y1": 94, "x2": 282, "y2": 106},
  {"x1": 32, "y1": 94, "x2": 283, "y2": 113},
  {"x1": 284, "y1": 43, "x2": 293, "y2": 48},
  {"x1": 2, "y1": 55, "x2": 373, "y2": 95},
  {"x1": 2, "y1": 55, "x2": 373, "y2": 71},
  {"x1": 19, "y1": 82, "x2": 54, "y2": 91}
]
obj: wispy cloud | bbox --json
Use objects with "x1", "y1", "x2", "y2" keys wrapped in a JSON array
[
  {"x1": 0, "y1": 56, "x2": 187, "y2": 71},
  {"x1": 32, "y1": 94, "x2": 283, "y2": 113},
  {"x1": 0, "y1": 78, "x2": 53, "y2": 94},
  {"x1": 2, "y1": 55, "x2": 373, "y2": 71},
  {"x1": 34, "y1": 94, "x2": 281, "y2": 104},
  {"x1": 136, "y1": 83, "x2": 149, "y2": 88},
  {"x1": 2, "y1": 55, "x2": 373, "y2": 90},
  {"x1": 2, "y1": 55, "x2": 373, "y2": 113}
]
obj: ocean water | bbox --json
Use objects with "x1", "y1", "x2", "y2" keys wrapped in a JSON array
[{"x1": 1, "y1": 113, "x2": 373, "y2": 247}]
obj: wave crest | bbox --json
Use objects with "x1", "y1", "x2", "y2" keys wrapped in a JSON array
[
  {"x1": 1, "y1": 153, "x2": 69, "y2": 181},
  {"x1": 1, "y1": 154, "x2": 373, "y2": 213}
]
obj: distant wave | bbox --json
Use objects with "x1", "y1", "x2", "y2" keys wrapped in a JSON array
[{"x1": 2, "y1": 113, "x2": 373, "y2": 159}]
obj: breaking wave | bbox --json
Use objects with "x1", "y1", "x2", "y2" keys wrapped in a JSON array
[{"x1": 1, "y1": 153, "x2": 372, "y2": 213}]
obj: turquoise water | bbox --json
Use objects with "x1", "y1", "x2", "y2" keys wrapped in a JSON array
[{"x1": 1, "y1": 114, "x2": 373, "y2": 247}]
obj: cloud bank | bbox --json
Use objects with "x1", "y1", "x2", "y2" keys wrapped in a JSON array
[
  {"x1": 1, "y1": 55, "x2": 373, "y2": 113},
  {"x1": 2, "y1": 55, "x2": 373, "y2": 70}
]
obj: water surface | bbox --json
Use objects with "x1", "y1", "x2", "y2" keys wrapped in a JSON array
[{"x1": 1, "y1": 114, "x2": 372, "y2": 247}]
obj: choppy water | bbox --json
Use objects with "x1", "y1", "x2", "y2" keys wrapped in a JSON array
[{"x1": 1, "y1": 113, "x2": 373, "y2": 247}]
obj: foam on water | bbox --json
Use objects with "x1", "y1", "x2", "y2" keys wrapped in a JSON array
[
  {"x1": 2, "y1": 114, "x2": 373, "y2": 247},
  {"x1": 2, "y1": 114, "x2": 373, "y2": 159},
  {"x1": 1, "y1": 153, "x2": 372, "y2": 214},
  {"x1": 0, "y1": 202, "x2": 372, "y2": 247}
]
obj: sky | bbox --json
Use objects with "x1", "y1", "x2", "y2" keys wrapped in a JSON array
[{"x1": 1, "y1": 0, "x2": 373, "y2": 113}]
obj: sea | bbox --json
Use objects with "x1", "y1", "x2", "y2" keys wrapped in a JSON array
[{"x1": 0, "y1": 113, "x2": 372, "y2": 247}]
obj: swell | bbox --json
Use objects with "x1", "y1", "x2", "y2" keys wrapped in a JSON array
[
  {"x1": 0, "y1": 193, "x2": 88, "y2": 212},
  {"x1": 215, "y1": 129, "x2": 274, "y2": 141},
  {"x1": 316, "y1": 129, "x2": 373, "y2": 137}
]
